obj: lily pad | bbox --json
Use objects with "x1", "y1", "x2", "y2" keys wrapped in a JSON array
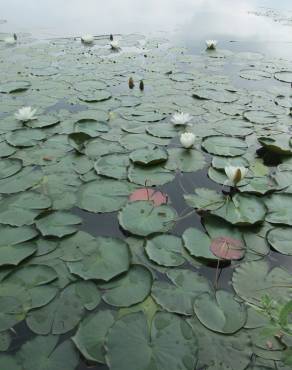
[
  {"x1": 267, "y1": 227, "x2": 292, "y2": 255},
  {"x1": 202, "y1": 136, "x2": 247, "y2": 157},
  {"x1": 130, "y1": 147, "x2": 168, "y2": 166},
  {"x1": 35, "y1": 211, "x2": 82, "y2": 237},
  {"x1": 193, "y1": 290, "x2": 247, "y2": 333},
  {"x1": 101, "y1": 265, "x2": 152, "y2": 307},
  {"x1": 145, "y1": 234, "x2": 185, "y2": 266},
  {"x1": 118, "y1": 201, "x2": 177, "y2": 236},
  {"x1": 17, "y1": 335, "x2": 79, "y2": 370},
  {"x1": 67, "y1": 237, "x2": 130, "y2": 281},
  {"x1": 165, "y1": 148, "x2": 206, "y2": 172},
  {"x1": 151, "y1": 269, "x2": 212, "y2": 315},
  {"x1": 105, "y1": 311, "x2": 198, "y2": 370},
  {"x1": 77, "y1": 179, "x2": 135, "y2": 213},
  {"x1": 73, "y1": 310, "x2": 116, "y2": 363},
  {"x1": 183, "y1": 228, "x2": 217, "y2": 260},
  {"x1": 184, "y1": 188, "x2": 225, "y2": 211},
  {"x1": 212, "y1": 193, "x2": 266, "y2": 226}
]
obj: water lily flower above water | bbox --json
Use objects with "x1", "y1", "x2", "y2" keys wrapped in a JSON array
[
  {"x1": 206, "y1": 40, "x2": 218, "y2": 50},
  {"x1": 225, "y1": 166, "x2": 248, "y2": 186},
  {"x1": 81, "y1": 34, "x2": 94, "y2": 44},
  {"x1": 110, "y1": 40, "x2": 119, "y2": 50},
  {"x1": 4, "y1": 34, "x2": 17, "y2": 45},
  {"x1": 180, "y1": 132, "x2": 196, "y2": 149},
  {"x1": 15, "y1": 107, "x2": 37, "y2": 122},
  {"x1": 171, "y1": 112, "x2": 193, "y2": 126}
]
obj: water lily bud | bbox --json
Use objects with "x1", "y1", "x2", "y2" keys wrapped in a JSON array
[
  {"x1": 15, "y1": 107, "x2": 37, "y2": 122},
  {"x1": 171, "y1": 112, "x2": 193, "y2": 126},
  {"x1": 81, "y1": 34, "x2": 94, "y2": 44},
  {"x1": 139, "y1": 80, "x2": 144, "y2": 91},
  {"x1": 206, "y1": 40, "x2": 218, "y2": 50},
  {"x1": 225, "y1": 166, "x2": 248, "y2": 186},
  {"x1": 180, "y1": 132, "x2": 196, "y2": 149},
  {"x1": 128, "y1": 77, "x2": 134, "y2": 89}
]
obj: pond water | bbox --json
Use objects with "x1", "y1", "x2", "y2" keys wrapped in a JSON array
[{"x1": 1, "y1": 1, "x2": 292, "y2": 370}]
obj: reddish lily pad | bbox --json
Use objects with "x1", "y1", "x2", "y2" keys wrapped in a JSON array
[
  {"x1": 210, "y1": 236, "x2": 245, "y2": 260},
  {"x1": 129, "y1": 188, "x2": 168, "y2": 206}
]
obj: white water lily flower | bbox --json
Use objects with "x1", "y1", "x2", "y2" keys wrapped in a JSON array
[
  {"x1": 110, "y1": 40, "x2": 119, "y2": 50},
  {"x1": 225, "y1": 166, "x2": 248, "y2": 186},
  {"x1": 4, "y1": 36, "x2": 16, "y2": 45},
  {"x1": 206, "y1": 40, "x2": 218, "y2": 50},
  {"x1": 15, "y1": 107, "x2": 37, "y2": 122},
  {"x1": 171, "y1": 112, "x2": 193, "y2": 126},
  {"x1": 81, "y1": 34, "x2": 94, "y2": 44},
  {"x1": 180, "y1": 132, "x2": 196, "y2": 149}
]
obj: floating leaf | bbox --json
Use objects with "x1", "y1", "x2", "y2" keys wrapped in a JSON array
[
  {"x1": 106, "y1": 312, "x2": 198, "y2": 370},
  {"x1": 35, "y1": 211, "x2": 82, "y2": 237},
  {"x1": 101, "y1": 265, "x2": 152, "y2": 307},
  {"x1": 183, "y1": 228, "x2": 217, "y2": 260},
  {"x1": 202, "y1": 136, "x2": 247, "y2": 157},
  {"x1": 73, "y1": 310, "x2": 116, "y2": 363},
  {"x1": 67, "y1": 237, "x2": 130, "y2": 281},
  {"x1": 18, "y1": 335, "x2": 79, "y2": 370},
  {"x1": 118, "y1": 201, "x2": 177, "y2": 236},
  {"x1": 194, "y1": 290, "x2": 247, "y2": 333},
  {"x1": 77, "y1": 179, "x2": 135, "y2": 213},
  {"x1": 129, "y1": 188, "x2": 167, "y2": 206},
  {"x1": 145, "y1": 234, "x2": 185, "y2": 266},
  {"x1": 184, "y1": 188, "x2": 225, "y2": 211},
  {"x1": 151, "y1": 269, "x2": 212, "y2": 315},
  {"x1": 210, "y1": 236, "x2": 245, "y2": 260},
  {"x1": 130, "y1": 147, "x2": 168, "y2": 166},
  {"x1": 26, "y1": 281, "x2": 100, "y2": 334},
  {"x1": 212, "y1": 194, "x2": 266, "y2": 226}
]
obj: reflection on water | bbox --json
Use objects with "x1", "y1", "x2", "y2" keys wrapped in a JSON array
[{"x1": 1, "y1": 1, "x2": 292, "y2": 45}]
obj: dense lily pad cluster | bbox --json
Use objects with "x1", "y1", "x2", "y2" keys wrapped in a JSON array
[{"x1": 1, "y1": 31, "x2": 292, "y2": 370}]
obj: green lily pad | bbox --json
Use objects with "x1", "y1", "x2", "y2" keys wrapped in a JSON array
[
  {"x1": 77, "y1": 179, "x2": 135, "y2": 212},
  {"x1": 188, "y1": 317, "x2": 252, "y2": 370},
  {"x1": 202, "y1": 136, "x2": 247, "y2": 157},
  {"x1": 267, "y1": 227, "x2": 292, "y2": 255},
  {"x1": 243, "y1": 110, "x2": 278, "y2": 125},
  {"x1": 165, "y1": 148, "x2": 206, "y2": 172},
  {"x1": 182, "y1": 228, "x2": 217, "y2": 260},
  {"x1": 265, "y1": 194, "x2": 292, "y2": 226},
  {"x1": 73, "y1": 310, "x2": 116, "y2": 363},
  {"x1": 94, "y1": 153, "x2": 130, "y2": 180},
  {"x1": 0, "y1": 191, "x2": 51, "y2": 226},
  {"x1": 26, "y1": 281, "x2": 100, "y2": 334},
  {"x1": 193, "y1": 290, "x2": 247, "y2": 333},
  {"x1": 17, "y1": 335, "x2": 79, "y2": 370},
  {"x1": 35, "y1": 211, "x2": 82, "y2": 237},
  {"x1": 118, "y1": 201, "x2": 177, "y2": 236},
  {"x1": 151, "y1": 269, "x2": 212, "y2": 315},
  {"x1": 0, "y1": 158, "x2": 22, "y2": 179},
  {"x1": 0, "y1": 80, "x2": 31, "y2": 93},
  {"x1": 212, "y1": 193, "x2": 266, "y2": 226},
  {"x1": 6, "y1": 128, "x2": 46, "y2": 147},
  {"x1": 130, "y1": 147, "x2": 168, "y2": 166},
  {"x1": 0, "y1": 166, "x2": 43, "y2": 194},
  {"x1": 232, "y1": 260, "x2": 292, "y2": 307},
  {"x1": 145, "y1": 234, "x2": 185, "y2": 266},
  {"x1": 101, "y1": 265, "x2": 152, "y2": 307},
  {"x1": 128, "y1": 164, "x2": 175, "y2": 186},
  {"x1": 184, "y1": 188, "x2": 225, "y2": 211},
  {"x1": 67, "y1": 236, "x2": 130, "y2": 281},
  {"x1": 106, "y1": 311, "x2": 198, "y2": 370}
]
